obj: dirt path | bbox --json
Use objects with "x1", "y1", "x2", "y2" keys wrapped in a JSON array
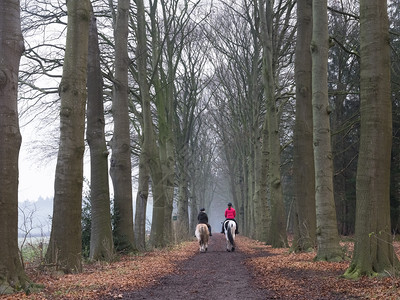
[{"x1": 106, "y1": 233, "x2": 272, "y2": 299}]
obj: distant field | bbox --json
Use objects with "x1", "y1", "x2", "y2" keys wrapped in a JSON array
[{"x1": 18, "y1": 235, "x2": 49, "y2": 247}]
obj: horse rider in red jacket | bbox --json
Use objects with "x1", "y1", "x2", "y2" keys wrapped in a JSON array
[{"x1": 221, "y1": 202, "x2": 239, "y2": 234}]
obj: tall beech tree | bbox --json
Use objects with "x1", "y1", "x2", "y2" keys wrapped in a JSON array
[
  {"x1": 137, "y1": 0, "x2": 167, "y2": 248},
  {"x1": 135, "y1": 0, "x2": 157, "y2": 249},
  {"x1": 311, "y1": 0, "x2": 343, "y2": 261},
  {"x1": 156, "y1": 0, "x2": 178, "y2": 244},
  {"x1": 389, "y1": 0, "x2": 400, "y2": 233},
  {"x1": 134, "y1": 148, "x2": 150, "y2": 251},
  {"x1": 0, "y1": 0, "x2": 31, "y2": 292},
  {"x1": 344, "y1": 0, "x2": 399, "y2": 278},
  {"x1": 86, "y1": 5, "x2": 114, "y2": 260},
  {"x1": 109, "y1": 0, "x2": 135, "y2": 252},
  {"x1": 292, "y1": 0, "x2": 316, "y2": 252},
  {"x1": 46, "y1": 0, "x2": 90, "y2": 273},
  {"x1": 246, "y1": 0, "x2": 268, "y2": 243},
  {"x1": 259, "y1": 0, "x2": 288, "y2": 248}
]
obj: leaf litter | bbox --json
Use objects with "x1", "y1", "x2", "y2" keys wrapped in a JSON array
[{"x1": 1, "y1": 236, "x2": 400, "y2": 299}]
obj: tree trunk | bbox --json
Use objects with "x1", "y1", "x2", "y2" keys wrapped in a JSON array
[
  {"x1": 311, "y1": 0, "x2": 343, "y2": 261},
  {"x1": 344, "y1": 0, "x2": 399, "y2": 278},
  {"x1": 134, "y1": 150, "x2": 150, "y2": 251},
  {"x1": 259, "y1": 0, "x2": 288, "y2": 248},
  {"x1": 189, "y1": 181, "x2": 198, "y2": 234},
  {"x1": 110, "y1": 0, "x2": 135, "y2": 252},
  {"x1": 137, "y1": 0, "x2": 166, "y2": 248},
  {"x1": 87, "y1": 5, "x2": 114, "y2": 261},
  {"x1": 250, "y1": 13, "x2": 269, "y2": 241},
  {"x1": 292, "y1": 0, "x2": 316, "y2": 252},
  {"x1": 0, "y1": 0, "x2": 30, "y2": 292},
  {"x1": 46, "y1": 0, "x2": 90, "y2": 273},
  {"x1": 157, "y1": 52, "x2": 176, "y2": 247},
  {"x1": 253, "y1": 129, "x2": 270, "y2": 242},
  {"x1": 176, "y1": 145, "x2": 190, "y2": 240},
  {"x1": 177, "y1": 178, "x2": 190, "y2": 241},
  {"x1": 245, "y1": 154, "x2": 253, "y2": 237}
]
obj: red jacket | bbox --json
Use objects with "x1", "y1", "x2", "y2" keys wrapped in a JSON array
[{"x1": 225, "y1": 207, "x2": 236, "y2": 219}]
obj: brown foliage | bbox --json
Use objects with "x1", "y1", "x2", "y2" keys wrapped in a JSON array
[{"x1": 242, "y1": 237, "x2": 400, "y2": 299}]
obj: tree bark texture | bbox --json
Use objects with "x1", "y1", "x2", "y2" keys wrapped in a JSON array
[
  {"x1": 292, "y1": 0, "x2": 316, "y2": 252},
  {"x1": 311, "y1": 0, "x2": 343, "y2": 261},
  {"x1": 176, "y1": 145, "x2": 190, "y2": 240},
  {"x1": 344, "y1": 0, "x2": 399, "y2": 278},
  {"x1": 46, "y1": 0, "x2": 90, "y2": 273},
  {"x1": 177, "y1": 179, "x2": 190, "y2": 241},
  {"x1": 253, "y1": 129, "x2": 270, "y2": 242},
  {"x1": 249, "y1": 12, "x2": 269, "y2": 241},
  {"x1": 157, "y1": 0, "x2": 180, "y2": 245},
  {"x1": 0, "y1": 0, "x2": 30, "y2": 292},
  {"x1": 87, "y1": 6, "x2": 114, "y2": 261},
  {"x1": 137, "y1": 0, "x2": 166, "y2": 248},
  {"x1": 134, "y1": 149, "x2": 150, "y2": 251},
  {"x1": 189, "y1": 181, "x2": 198, "y2": 234},
  {"x1": 259, "y1": 0, "x2": 288, "y2": 248},
  {"x1": 110, "y1": 0, "x2": 135, "y2": 252}
]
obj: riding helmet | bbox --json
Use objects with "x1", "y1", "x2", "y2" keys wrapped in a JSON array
[
  {"x1": 227, "y1": 202, "x2": 232, "y2": 206},
  {"x1": 200, "y1": 208, "x2": 205, "y2": 211}
]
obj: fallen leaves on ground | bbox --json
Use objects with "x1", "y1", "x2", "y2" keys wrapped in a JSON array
[
  {"x1": 1, "y1": 242, "x2": 198, "y2": 300},
  {"x1": 240, "y1": 236, "x2": 400, "y2": 299},
  {"x1": 1, "y1": 236, "x2": 400, "y2": 299}
]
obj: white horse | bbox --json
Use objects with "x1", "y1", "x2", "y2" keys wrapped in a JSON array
[
  {"x1": 195, "y1": 223, "x2": 209, "y2": 252},
  {"x1": 223, "y1": 220, "x2": 236, "y2": 252}
]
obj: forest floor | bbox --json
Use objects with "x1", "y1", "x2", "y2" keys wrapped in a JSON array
[{"x1": 2, "y1": 234, "x2": 400, "y2": 299}]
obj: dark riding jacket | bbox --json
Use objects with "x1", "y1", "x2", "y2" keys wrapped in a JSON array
[{"x1": 197, "y1": 211, "x2": 209, "y2": 224}]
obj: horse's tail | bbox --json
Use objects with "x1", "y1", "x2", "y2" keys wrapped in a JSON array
[
  {"x1": 201, "y1": 225, "x2": 209, "y2": 240},
  {"x1": 196, "y1": 224, "x2": 209, "y2": 241},
  {"x1": 227, "y1": 224, "x2": 235, "y2": 246}
]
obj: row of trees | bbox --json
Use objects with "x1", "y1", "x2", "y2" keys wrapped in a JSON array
[{"x1": 1, "y1": 0, "x2": 399, "y2": 293}]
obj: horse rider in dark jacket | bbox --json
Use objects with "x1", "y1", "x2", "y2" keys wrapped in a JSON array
[{"x1": 198, "y1": 208, "x2": 212, "y2": 236}]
